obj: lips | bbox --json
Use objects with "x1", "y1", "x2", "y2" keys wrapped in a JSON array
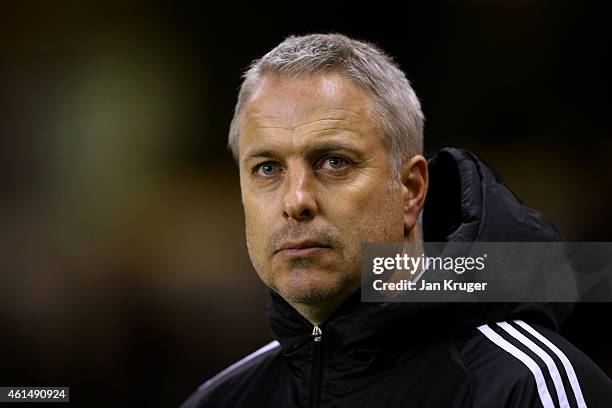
[{"x1": 275, "y1": 240, "x2": 331, "y2": 257}]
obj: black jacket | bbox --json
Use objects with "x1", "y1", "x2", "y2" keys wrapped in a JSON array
[{"x1": 182, "y1": 148, "x2": 612, "y2": 407}]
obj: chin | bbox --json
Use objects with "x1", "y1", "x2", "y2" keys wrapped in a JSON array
[{"x1": 276, "y1": 269, "x2": 354, "y2": 305}]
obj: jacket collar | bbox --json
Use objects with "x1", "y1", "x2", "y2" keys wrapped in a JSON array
[{"x1": 266, "y1": 289, "x2": 466, "y2": 358}]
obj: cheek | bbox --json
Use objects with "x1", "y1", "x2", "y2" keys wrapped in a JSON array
[
  {"x1": 244, "y1": 209, "x2": 265, "y2": 246},
  {"x1": 332, "y1": 184, "x2": 404, "y2": 243},
  {"x1": 374, "y1": 196, "x2": 405, "y2": 239},
  {"x1": 243, "y1": 195, "x2": 278, "y2": 256},
  {"x1": 243, "y1": 209, "x2": 270, "y2": 281},
  {"x1": 243, "y1": 199, "x2": 263, "y2": 246}
]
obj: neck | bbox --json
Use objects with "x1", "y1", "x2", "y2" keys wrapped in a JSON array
[{"x1": 290, "y1": 285, "x2": 360, "y2": 326}]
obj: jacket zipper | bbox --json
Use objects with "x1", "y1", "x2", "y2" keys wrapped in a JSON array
[{"x1": 309, "y1": 325, "x2": 323, "y2": 408}]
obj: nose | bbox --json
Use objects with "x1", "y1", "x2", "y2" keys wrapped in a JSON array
[{"x1": 282, "y1": 163, "x2": 318, "y2": 221}]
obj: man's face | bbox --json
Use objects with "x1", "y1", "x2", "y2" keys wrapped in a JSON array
[{"x1": 238, "y1": 73, "x2": 405, "y2": 307}]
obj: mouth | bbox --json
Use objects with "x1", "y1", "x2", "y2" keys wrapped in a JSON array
[{"x1": 275, "y1": 240, "x2": 332, "y2": 257}]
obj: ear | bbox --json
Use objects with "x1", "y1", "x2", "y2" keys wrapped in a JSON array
[{"x1": 399, "y1": 155, "x2": 429, "y2": 238}]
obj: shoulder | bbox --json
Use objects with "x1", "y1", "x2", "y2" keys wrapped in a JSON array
[
  {"x1": 181, "y1": 340, "x2": 283, "y2": 408},
  {"x1": 453, "y1": 319, "x2": 612, "y2": 408}
]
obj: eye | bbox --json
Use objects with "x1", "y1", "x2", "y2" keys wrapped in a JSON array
[
  {"x1": 320, "y1": 156, "x2": 350, "y2": 171},
  {"x1": 254, "y1": 162, "x2": 281, "y2": 177}
]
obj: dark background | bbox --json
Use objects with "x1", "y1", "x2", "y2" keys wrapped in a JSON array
[{"x1": 1, "y1": 1, "x2": 610, "y2": 407}]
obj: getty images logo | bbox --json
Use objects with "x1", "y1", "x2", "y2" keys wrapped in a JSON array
[{"x1": 372, "y1": 253, "x2": 488, "y2": 275}]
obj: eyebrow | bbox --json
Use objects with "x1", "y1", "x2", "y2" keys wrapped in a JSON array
[
  {"x1": 305, "y1": 143, "x2": 364, "y2": 160},
  {"x1": 242, "y1": 142, "x2": 364, "y2": 164}
]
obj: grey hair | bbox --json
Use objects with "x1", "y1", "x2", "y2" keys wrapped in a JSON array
[{"x1": 228, "y1": 33, "x2": 424, "y2": 176}]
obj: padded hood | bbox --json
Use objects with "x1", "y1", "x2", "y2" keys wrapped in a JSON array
[
  {"x1": 424, "y1": 147, "x2": 564, "y2": 243},
  {"x1": 422, "y1": 147, "x2": 572, "y2": 329}
]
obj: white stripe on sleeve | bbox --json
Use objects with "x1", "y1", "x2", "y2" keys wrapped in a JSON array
[
  {"x1": 514, "y1": 320, "x2": 587, "y2": 408},
  {"x1": 477, "y1": 324, "x2": 555, "y2": 408},
  {"x1": 199, "y1": 340, "x2": 280, "y2": 391},
  {"x1": 498, "y1": 321, "x2": 570, "y2": 408}
]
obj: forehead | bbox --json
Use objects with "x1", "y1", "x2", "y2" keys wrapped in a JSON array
[
  {"x1": 239, "y1": 73, "x2": 380, "y2": 157},
  {"x1": 245, "y1": 73, "x2": 375, "y2": 120}
]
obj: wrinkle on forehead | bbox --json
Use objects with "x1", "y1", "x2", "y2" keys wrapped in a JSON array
[
  {"x1": 249, "y1": 116, "x2": 357, "y2": 133},
  {"x1": 246, "y1": 108, "x2": 372, "y2": 134}
]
